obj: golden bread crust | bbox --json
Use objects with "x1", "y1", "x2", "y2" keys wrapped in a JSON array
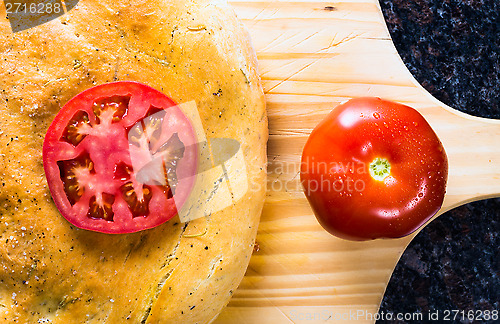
[{"x1": 0, "y1": 1, "x2": 267, "y2": 323}]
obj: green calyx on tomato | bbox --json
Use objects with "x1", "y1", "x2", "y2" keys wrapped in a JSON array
[
  {"x1": 43, "y1": 81, "x2": 197, "y2": 234},
  {"x1": 369, "y1": 157, "x2": 391, "y2": 181},
  {"x1": 301, "y1": 97, "x2": 448, "y2": 241}
]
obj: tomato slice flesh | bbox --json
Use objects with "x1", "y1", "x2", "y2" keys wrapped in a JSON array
[
  {"x1": 88, "y1": 193, "x2": 115, "y2": 221},
  {"x1": 57, "y1": 152, "x2": 95, "y2": 206},
  {"x1": 92, "y1": 95, "x2": 130, "y2": 124},
  {"x1": 61, "y1": 110, "x2": 91, "y2": 146},
  {"x1": 119, "y1": 182, "x2": 152, "y2": 218},
  {"x1": 43, "y1": 81, "x2": 197, "y2": 234}
]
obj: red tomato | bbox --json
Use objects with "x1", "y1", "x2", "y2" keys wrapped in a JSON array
[
  {"x1": 301, "y1": 97, "x2": 448, "y2": 240},
  {"x1": 43, "y1": 81, "x2": 197, "y2": 234}
]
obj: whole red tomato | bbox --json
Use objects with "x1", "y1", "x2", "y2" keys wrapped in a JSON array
[
  {"x1": 43, "y1": 81, "x2": 197, "y2": 234},
  {"x1": 301, "y1": 97, "x2": 448, "y2": 240}
]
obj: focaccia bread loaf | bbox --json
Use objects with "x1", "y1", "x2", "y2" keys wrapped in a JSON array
[{"x1": 0, "y1": 1, "x2": 267, "y2": 323}]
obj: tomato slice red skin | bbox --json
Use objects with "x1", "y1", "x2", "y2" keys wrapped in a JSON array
[
  {"x1": 301, "y1": 97, "x2": 448, "y2": 240},
  {"x1": 43, "y1": 81, "x2": 197, "y2": 234}
]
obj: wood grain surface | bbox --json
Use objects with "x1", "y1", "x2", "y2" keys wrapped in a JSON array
[{"x1": 216, "y1": 1, "x2": 500, "y2": 323}]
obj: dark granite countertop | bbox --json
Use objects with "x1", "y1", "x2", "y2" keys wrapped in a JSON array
[{"x1": 377, "y1": 1, "x2": 499, "y2": 323}]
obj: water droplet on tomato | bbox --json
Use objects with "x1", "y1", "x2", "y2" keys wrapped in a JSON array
[{"x1": 373, "y1": 112, "x2": 380, "y2": 119}]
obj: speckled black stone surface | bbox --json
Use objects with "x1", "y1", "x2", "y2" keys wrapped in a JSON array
[
  {"x1": 380, "y1": 0, "x2": 499, "y2": 118},
  {"x1": 377, "y1": 0, "x2": 500, "y2": 323}
]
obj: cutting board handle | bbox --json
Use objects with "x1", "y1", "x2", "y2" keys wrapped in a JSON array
[
  {"x1": 374, "y1": 0, "x2": 500, "y2": 212},
  {"x1": 414, "y1": 92, "x2": 500, "y2": 214},
  {"x1": 216, "y1": 2, "x2": 500, "y2": 323}
]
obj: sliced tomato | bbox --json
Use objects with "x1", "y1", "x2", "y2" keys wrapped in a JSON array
[{"x1": 43, "y1": 81, "x2": 197, "y2": 234}]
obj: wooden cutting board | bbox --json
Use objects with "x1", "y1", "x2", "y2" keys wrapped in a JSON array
[{"x1": 215, "y1": 0, "x2": 500, "y2": 323}]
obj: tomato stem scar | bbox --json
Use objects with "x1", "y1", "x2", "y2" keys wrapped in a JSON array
[{"x1": 369, "y1": 157, "x2": 391, "y2": 181}]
